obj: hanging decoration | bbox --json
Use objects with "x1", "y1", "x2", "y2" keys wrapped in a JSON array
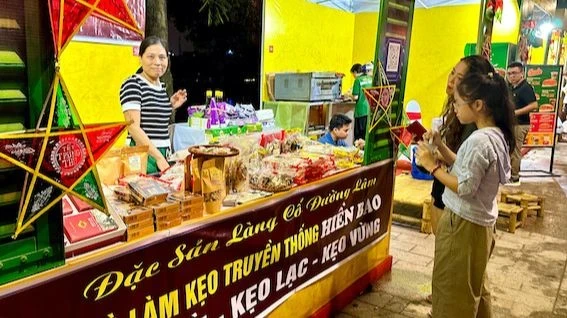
[
  {"x1": 1, "y1": 0, "x2": 140, "y2": 238},
  {"x1": 362, "y1": 61, "x2": 412, "y2": 161},
  {"x1": 0, "y1": 72, "x2": 127, "y2": 238},
  {"x1": 48, "y1": 0, "x2": 143, "y2": 57},
  {"x1": 480, "y1": 0, "x2": 503, "y2": 60}
]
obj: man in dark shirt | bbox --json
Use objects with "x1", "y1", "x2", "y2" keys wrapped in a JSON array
[{"x1": 507, "y1": 62, "x2": 538, "y2": 183}]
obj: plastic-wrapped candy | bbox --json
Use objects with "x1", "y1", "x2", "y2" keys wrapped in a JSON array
[{"x1": 207, "y1": 98, "x2": 220, "y2": 128}]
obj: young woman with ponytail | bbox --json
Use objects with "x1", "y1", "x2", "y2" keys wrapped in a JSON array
[{"x1": 416, "y1": 70, "x2": 515, "y2": 317}]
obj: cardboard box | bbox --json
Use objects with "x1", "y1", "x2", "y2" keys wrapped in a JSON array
[
  {"x1": 68, "y1": 195, "x2": 92, "y2": 212},
  {"x1": 168, "y1": 192, "x2": 204, "y2": 209},
  {"x1": 64, "y1": 207, "x2": 126, "y2": 258},
  {"x1": 118, "y1": 206, "x2": 154, "y2": 224},
  {"x1": 62, "y1": 196, "x2": 74, "y2": 215},
  {"x1": 64, "y1": 210, "x2": 118, "y2": 243},
  {"x1": 181, "y1": 203, "x2": 204, "y2": 220},
  {"x1": 64, "y1": 211, "x2": 105, "y2": 243},
  {"x1": 126, "y1": 225, "x2": 155, "y2": 241},
  {"x1": 126, "y1": 218, "x2": 154, "y2": 231},
  {"x1": 127, "y1": 178, "x2": 170, "y2": 206},
  {"x1": 155, "y1": 211, "x2": 182, "y2": 223},
  {"x1": 155, "y1": 218, "x2": 182, "y2": 231},
  {"x1": 152, "y1": 201, "x2": 180, "y2": 216}
]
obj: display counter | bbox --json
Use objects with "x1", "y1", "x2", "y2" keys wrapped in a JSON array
[{"x1": 0, "y1": 159, "x2": 394, "y2": 318}]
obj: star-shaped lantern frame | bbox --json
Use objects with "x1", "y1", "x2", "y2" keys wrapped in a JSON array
[
  {"x1": 0, "y1": 71, "x2": 127, "y2": 238},
  {"x1": 50, "y1": 0, "x2": 143, "y2": 57},
  {"x1": 363, "y1": 61, "x2": 412, "y2": 160},
  {"x1": 0, "y1": 0, "x2": 143, "y2": 238}
]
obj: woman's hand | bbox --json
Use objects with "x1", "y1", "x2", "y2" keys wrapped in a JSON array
[
  {"x1": 171, "y1": 89, "x2": 188, "y2": 109},
  {"x1": 423, "y1": 130, "x2": 442, "y2": 148},
  {"x1": 416, "y1": 141, "x2": 437, "y2": 172}
]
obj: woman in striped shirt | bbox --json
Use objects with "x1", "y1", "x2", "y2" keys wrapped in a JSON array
[{"x1": 120, "y1": 36, "x2": 187, "y2": 174}]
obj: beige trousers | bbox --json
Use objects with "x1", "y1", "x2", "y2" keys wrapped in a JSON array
[
  {"x1": 511, "y1": 125, "x2": 530, "y2": 180},
  {"x1": 432, "y1": 208, "x2": 495, "y2": 318},
  {"x1": 430, "y1": 198, "x2": 444, "y2": 235}
]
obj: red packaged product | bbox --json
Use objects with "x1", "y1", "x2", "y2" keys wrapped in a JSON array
[
  {"x1": 260, "y1": 130, "x2": 285, "y2": 148},
  {"x1": 62, "y1": 197, "x2": 73, "y2": 215},
  {"x1": 64, "y1": 211, "x2": 104, "y2": 243},
  {"x1": 68, "y1": 195, "x2": 92, "y2": 212}
]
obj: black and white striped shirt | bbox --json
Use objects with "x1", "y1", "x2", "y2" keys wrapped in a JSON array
[{"x1": 120, "y1": 74, "x2": 172, "y2": 148}]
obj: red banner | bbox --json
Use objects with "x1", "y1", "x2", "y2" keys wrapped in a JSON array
[{"x1": 0, "y1": 161, "x2": 394, "y2": 318}]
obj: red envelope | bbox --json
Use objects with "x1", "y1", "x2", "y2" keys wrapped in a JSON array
[{"x1": 406, "y1": 121, "x2": 428, "y2": 142}]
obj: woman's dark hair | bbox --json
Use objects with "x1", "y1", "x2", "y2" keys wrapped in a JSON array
[
  {"x1": 139, "y1": 35, "x2": 166, "y2": 57},
  {"x1": 440, "y1": 55, "x2": 495, "y2": 151},
  {"x1": 351, "y1": 63, "x2": 363, "y2": 74},
  {"x1": 456, "y1": 72, "x2": 516, "y2": 152}
]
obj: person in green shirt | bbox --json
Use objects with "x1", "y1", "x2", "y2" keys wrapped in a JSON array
[{"x1": 350, "y1": 63, "x2": 373, "y2": 140}]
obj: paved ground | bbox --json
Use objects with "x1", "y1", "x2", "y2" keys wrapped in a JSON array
[{"x1": 336, "y1": 142, "x2": 567, "y2": 318}]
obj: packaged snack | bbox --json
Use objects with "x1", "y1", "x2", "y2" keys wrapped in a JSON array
[
  {"x1": 201, "y1": 158, "x2": 224, "y2": 214},
  {"x1": 64, "y1": 210, "x2": 117, "y2": 243},
  {"x1": 64, "y1": 211, "x2": 102, "y2": 243},
  {"x1": 224, "y1": 157, "x2": 248, "y2": 194},
  {"x1": 168, "y1": 192, "x2": 204, "y2": 208},
  {"x1": 68, "y1": 195, "x2": 92, "y2": 212},
  {"x1": 62, "y1": 196, "x2": 74, "y2": 215},
  {"x1": 96, "y1": 149, "x2": 122, "y2": 185},
  {"x1": 152, "y1": 201, "x2": 180, "y2": 218},
  {"x1": 191, "y1": 157, "x2": 203, "y2": 194},
  {"x1": 156, "y1": 218, "x2": 182, "y2": 231},
  {"x1": 110, "y1": 185, "x2": 134, "y2": 203},
  {"x1": 223, "y1": 190, "x2": 272, "y2": 206},
  {"x1": 249, "y1": 168, "x2": 294, "y2": 193},
  {"x1": 125, "y1": 225, "x2": 154, "y2": 241},
  {"x1": 119, "y1": 206, "x2": 154, "y2": 224},
  {"x1": 126, "y1": 218, "x2": 154, "y2": 231},
  {"x1": 159, "y1": 162, "x2": 185, "y2": 193},
  {"x1": 126, "y1": 176, "x2": 170, "y2": 206},
  {"x1": 121, "y1": 145, "x2": 149, "y2": 176}
]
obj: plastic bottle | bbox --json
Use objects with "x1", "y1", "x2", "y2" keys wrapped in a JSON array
[
  {"x1": 208, "y1": 97, "x2": 220, "y2": 129},
  {"x1": 205, "y1": 90, "x2": 213, "y2": 106}
]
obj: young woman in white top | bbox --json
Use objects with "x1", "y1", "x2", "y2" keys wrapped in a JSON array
[{"x1": 416, "y1": 70, "x2": 515, "y2": 317}]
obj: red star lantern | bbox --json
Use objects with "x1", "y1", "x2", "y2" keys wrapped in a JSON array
[
  {"x1": 363, "y1": 85, "x2": 396, "y2": 132},
  {"x1": 49, "y1": 0, "x2": 143, "y2": 56},
  {"x1": 0, "y1": 71, "x2": 127, "y2": 238}
]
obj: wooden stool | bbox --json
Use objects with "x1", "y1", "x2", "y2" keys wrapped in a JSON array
[
  {"x1": 498, "y1": 202, "x2": 524, "y2": 233},
  {"x1": 421, "y1": 198, "x2": 432, "y2": 234},
  {"x1": 505, "y1": 193, "x2": 544, "y2": 218},
  {"x1": 500, "y1": 189, "x2": 523, "y2": 203}
]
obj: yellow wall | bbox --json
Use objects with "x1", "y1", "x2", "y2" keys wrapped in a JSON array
[
  {"x1": 59, "y1": 41, "x2": 140, "y2": 125},
  {"x1": 404, "y1": 0, "x2": 520, "y2": 128},
  {"x1": 492, "y1": 0, "x2": 520, "y2": 43},
  {"x1": 352, "y1": 12, "x2": 379, "y2": 67},
  {"x1": 404, "y1": 4, "x2": 480, "y2": 129},
  {"x1": 263, "y1": 0, "x2": 355, "y2": 99},
  {"x1": 530, "y1": 45, "x2": 547, "y2": 64}
]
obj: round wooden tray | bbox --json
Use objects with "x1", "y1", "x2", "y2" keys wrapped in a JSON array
[{"x1": 188, "y1": 145, "x2": 240, "y2": 158}]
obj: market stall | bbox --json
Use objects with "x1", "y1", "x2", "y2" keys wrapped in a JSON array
[
  {"x1": 0, "y1": 158, "x2": 394, "y2": 317},
  {"x1": 0, "y1": 0, "x2": 406, "y2": 316}
]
